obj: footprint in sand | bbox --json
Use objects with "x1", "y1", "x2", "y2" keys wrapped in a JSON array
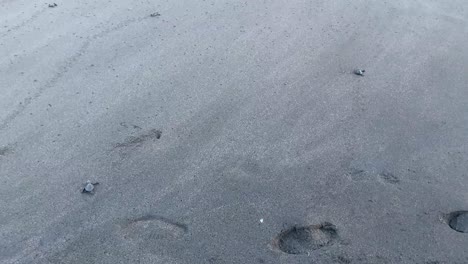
[
  {"x1": 118, "y1": 215, "x2": 187, "y2": 242},
  {"x1": 273, "y1": 222, "x2": 339, "y2": 255},
  {"x1": 378, "y1": 171, "x2": 400, "y2": 184}
]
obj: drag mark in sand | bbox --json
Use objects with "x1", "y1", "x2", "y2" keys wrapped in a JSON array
[
  {"x1": 114, "y1": 129, "x2": 162, "y2": 148},
  {"x1": 0, "y1": 7, "x2": 47, "y2": 38},
  {"x1": 0, "y1": 15, "x2": 154, "y2": 130}
]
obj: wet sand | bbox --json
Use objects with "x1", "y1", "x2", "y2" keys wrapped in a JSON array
[{"x1": 1, "y1": 0, "x2": 468, "y2": 263}]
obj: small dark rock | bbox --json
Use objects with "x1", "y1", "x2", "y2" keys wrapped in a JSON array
[
  {"x1": 48, "y1": 3, "x2": 57, "y2": 8},
  {"x1": 354, "y1": 69, "x2": 365, "y2": 76},
  {"x1": 150, "y1": 12, "x2": 161, "y2": 17}
]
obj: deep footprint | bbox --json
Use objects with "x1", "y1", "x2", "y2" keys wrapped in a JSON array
[
  {"x1": 274, "y1": 222, "x2": 338, "y2": 254},
  {"x1": 448, "y1": 211, "x2": 468, "y2": 233}
]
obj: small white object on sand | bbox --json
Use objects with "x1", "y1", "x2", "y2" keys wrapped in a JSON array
[
  {"x1": 82, "y1": 180, "x2": 99, "y2": 193},
  {"x1": 84, "y1": 180, "x2": 94, "y2": 192}
]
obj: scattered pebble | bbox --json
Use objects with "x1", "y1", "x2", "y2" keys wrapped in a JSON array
[
  {"x1": 354, "y1": 69, "x2": 365, "y2": 76},
  {"x1": 48, "y1": 3, "x2": 58, "y2": 8},
  {"x1": 150, "y1": 12, "x2": 161, "y2": 17},
  {"x1": 82, "y1": 180, "x2": 99, "y2": 194}
]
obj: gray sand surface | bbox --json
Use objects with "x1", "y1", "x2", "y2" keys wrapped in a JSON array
[{"x1": 1, "y1": 0, "x2": 468, "y2": 263}]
